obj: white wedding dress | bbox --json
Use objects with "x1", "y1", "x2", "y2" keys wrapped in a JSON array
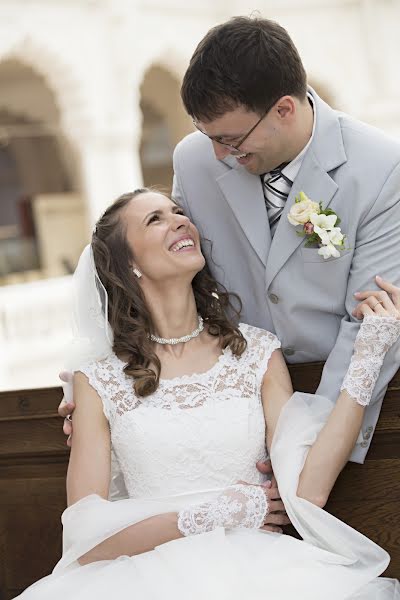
[{"x1": 17, "y1": 324, "x2": 399, "y2": 599}]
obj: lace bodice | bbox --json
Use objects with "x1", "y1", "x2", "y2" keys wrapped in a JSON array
[{"x1": 79, "y1": 324, "x2": 281, "y2": 499}]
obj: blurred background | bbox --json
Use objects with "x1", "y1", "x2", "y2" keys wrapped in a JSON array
[{"x1": 0, "y1": 0, "x2": 399, "y2": 391}]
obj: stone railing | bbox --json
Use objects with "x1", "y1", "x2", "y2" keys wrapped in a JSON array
[{"x1": 0, "y1": 276, "x2": 73, "y2": 391}]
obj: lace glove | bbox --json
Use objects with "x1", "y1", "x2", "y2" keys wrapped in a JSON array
[
  {"x1": 341, "y1": 315, "x2": 400, "y2": 406},
  {"x1": 177, "y1": 484, "x2": 268, "y2": 537}
]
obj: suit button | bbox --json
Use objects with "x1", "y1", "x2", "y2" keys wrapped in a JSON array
[
  {"x1": 269, "y1": 293, "x2": 279, "y2": 304},
  {"x1": 363, "y1": 426, "x2": 373, "y2": 440},
  {"x1": 360, "y1": 441, "x2": 369, "y2": 448},
  {"x1": 283, "y1": 347, "x2": 295, "y2": 356}
]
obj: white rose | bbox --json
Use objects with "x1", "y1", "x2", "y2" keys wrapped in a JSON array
[
  {"x1": 288, "y1": 197, "x2": 320, "y2": 226},
  {"x1": 318, "y1": 243, "x2": 341, "y2": 259}
]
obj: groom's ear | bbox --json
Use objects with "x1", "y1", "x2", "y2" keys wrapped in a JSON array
[{"x1": 276, "y1": 96, "x2": 296, "y2": 120}]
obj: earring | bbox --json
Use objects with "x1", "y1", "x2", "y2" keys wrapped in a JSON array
[{"x1": 132, "y1": 267, "x2": 142, "y2": 279}]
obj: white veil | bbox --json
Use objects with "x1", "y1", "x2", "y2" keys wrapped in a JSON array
[
  {"x1": 65, "y1": 244, "x2": 113, "y2": 371},
  {"x1": 65, "y1": 244, "x2": 127, "y2": 499}
]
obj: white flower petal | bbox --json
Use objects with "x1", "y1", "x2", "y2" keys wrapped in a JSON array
[
  {"x1": 311, "y1": 213, "x2": 337, "y2": 230},
  {"x1": 318, "y1": 243, "x2": 340, "y2": 259},
  {"x1": 314, "y1": 225, "x2": 330, "y2": 246},
  {"x1": 328, "y1": 227, "x2": 344, "y2": 246}
]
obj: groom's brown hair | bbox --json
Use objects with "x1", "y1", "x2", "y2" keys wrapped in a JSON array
[{"x1": 181, "y1": 15, "x2": 307, "y2": 121}]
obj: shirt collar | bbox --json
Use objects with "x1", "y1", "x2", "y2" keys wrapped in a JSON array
[{"x1": 281, "y1": 93, "x2": 316, "y2": 183}]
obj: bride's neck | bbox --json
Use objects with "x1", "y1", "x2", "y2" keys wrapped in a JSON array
[{"x1": 145, "y1": 283, "x2": 199, "y2": 342}]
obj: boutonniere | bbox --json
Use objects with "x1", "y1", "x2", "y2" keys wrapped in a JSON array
[{"x1": 287, "y1": 191, "x2": 346, "y2": 259}]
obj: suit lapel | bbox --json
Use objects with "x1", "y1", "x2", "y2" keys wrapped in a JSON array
[
  {"x1": 265, "y1": 152, "x2": 338, "y2": 287},
  {"x1": 217, "y1": 164, "x2": 271, "y2": 266},
  {"x1": 266, "y1": 89, "x2": 347, "y2": 288}
]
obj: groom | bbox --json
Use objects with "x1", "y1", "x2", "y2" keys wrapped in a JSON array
[
  {"x1": 61, "y1": 16, "x2": 400, "y2": 504},
  {"x1": 172, "y1": 16, "x2": 400, "y2": 464}
]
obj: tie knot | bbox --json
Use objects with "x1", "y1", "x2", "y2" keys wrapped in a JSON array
[{"x1": 263, "y1": 165, "x2": 291, "y2": 187}]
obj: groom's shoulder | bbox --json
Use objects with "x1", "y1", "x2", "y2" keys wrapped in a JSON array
[
  {"x1": 336, "y1": 111, "x2": 400, "y2": 164},
  {"x1": 173, "y1": 131, "x2": 223, "y2": 173}
]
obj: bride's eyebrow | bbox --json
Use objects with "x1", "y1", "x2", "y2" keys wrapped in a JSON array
[
  {"x1": 142, "y1": 209, "x2": 161, "y2": 223},
  {"x1": 142, "y1": 206, "x2": 183, "y2": 223}
]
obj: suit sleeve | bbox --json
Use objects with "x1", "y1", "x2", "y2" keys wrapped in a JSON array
[
  {"x1": 316, "y1": 161, "x2": 400, "y2": 460},
  {"x1": 172, "y1": 144, "x2": 194, "y2": 221}
]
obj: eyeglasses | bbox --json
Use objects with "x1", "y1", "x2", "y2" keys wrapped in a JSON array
[{"x1": 192, "y1": 107, "x2": 270, "y2": 152}]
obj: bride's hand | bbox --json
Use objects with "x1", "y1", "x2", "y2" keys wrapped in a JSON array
[
  {"x1": 237, "y1": 479, "x2": 291, "y2": 533},
  {"x1": 352, "y1": 276, "x2": 400, "y2": 320}
]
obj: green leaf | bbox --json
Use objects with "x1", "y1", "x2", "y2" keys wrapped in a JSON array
[{"x1": 304, "y1": 239, "x2": 319, "y2": 248}]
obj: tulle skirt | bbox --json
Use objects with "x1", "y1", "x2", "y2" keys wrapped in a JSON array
[
  {"x1": 16, "y1": 525, "x2": 399, "y2": 599},
  {"x1": 15, "y1": 393, "x2": 400, "y2": 599}
]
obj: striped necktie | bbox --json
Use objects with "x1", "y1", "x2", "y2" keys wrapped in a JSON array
[{"x1": 262, "y1": 165, "x2": 292, "y2": 236}]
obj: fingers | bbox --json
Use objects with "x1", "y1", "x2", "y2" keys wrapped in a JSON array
[
  {"x1": 59, "y1": 371, "x2": 73, "y2": 384},
  {"x1": 256, "y1": 459, "x2": 272, "y2": 475},
  {"x1": 63, "y1": 416, "x2": 72, "y2": 436},
  {"x1": 353, "y1": 276, "x2": 400, "y2": 320},
  {"x1": 58, "y1": 399, "x2": 75, "y2": 418},
  {"x1": 268, "y1": 499, "x2": 286, "y2": 513},
  {"x1": 264, "y1": 512, "x2": 291, "y2": 526},
  {"x1": 376, "y1": 275, "x2": 400, "y2": 305},
  {"x1": 261, "y1": 525, "x2": 283, "y2": 534},
  {"x1": 265, "y1": 486, "x2": 281, "y2": 501},
  {"x1": 353, "y1": 292, "x2": 399, "y2": 320}
]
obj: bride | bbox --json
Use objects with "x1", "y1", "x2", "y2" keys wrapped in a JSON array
[{"x1": 17, "y1": 188, "x2": 400, "y2": 598}]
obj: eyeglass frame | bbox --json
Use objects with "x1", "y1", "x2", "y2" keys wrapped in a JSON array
[{"x1": 192, "y1": 103, "x2": 273, "y2": 152}]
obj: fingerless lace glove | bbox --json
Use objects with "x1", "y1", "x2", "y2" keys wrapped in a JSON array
[
  {"x1": 341, "y1": 315, "x2": 400, "y2": 406},
  {"x1": 177, "y1": 484, "x2": 268, "y2": 537}
]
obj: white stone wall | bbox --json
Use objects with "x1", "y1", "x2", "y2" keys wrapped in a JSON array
[{"x1": 0, "y1": 0, "x2": 399, "y2": 390}]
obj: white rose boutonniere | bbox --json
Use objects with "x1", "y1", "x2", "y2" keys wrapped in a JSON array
[
  {"x1": 287, "y1": 192, "x2": 347, "y2": 259},
  {"x1": 287, "y1": 192, "x2": 320, "y2": 225}
]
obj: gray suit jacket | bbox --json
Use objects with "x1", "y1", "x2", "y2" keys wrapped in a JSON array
[{"x1": 172, "y1": 88, "x2": 400, "y2": 463}]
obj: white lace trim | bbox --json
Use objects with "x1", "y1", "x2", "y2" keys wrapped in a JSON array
[
  {"x1": 341, "y1": 315, "x2": 400, "y2": 406},
  {"x1": 78, "y1": 324, "x2": 281, "y2": 421},
  {"x1": 77, "y1": 324, "x2": 280, "y2": 499},
  {"x1": 177, "y1": 484, "x2": 268, "y2": 536}
]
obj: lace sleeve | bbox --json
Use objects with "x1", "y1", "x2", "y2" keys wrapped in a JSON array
[
  {"x1": 240, "y1": 324, "x2": 281, "y2": 389},
  {"x1": 76, "y1": 360, "x2": 114, "y2": 423},
  {"x1": 177, "y1": 484, "x2": 268, "y2": 536},
  {"x1": 341, "y1": 315, "x2": 400, "y2": 406}
]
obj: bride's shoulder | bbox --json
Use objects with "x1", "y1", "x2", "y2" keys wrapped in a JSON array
[
  {"x1": 76, "y1": 351, "x2": 122, "y2": 380},
  {"x1": 238, "y1": 322, "x2": 280, "y2": 346},
  {"x1": 237, "y1": 324, "x2": 281, "y2": 375}
]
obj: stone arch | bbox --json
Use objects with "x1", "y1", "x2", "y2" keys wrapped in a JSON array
[
  {"x1": 0, "y1": 35, "x2": 92, "y2": 136},
  {"x1": 139, "y1": 62, "x2": 193, "y2": 190},
  {"x1": 0, "y1": 51, "x2": 88, "y2": 284}
]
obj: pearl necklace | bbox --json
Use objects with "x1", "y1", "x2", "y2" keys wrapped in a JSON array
[{"x1": 150, "y1": 315, "x2": 204, "y2": 345}]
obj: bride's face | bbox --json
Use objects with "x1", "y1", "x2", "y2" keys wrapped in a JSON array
[{"x1": 123, "y1": 191, "x2": 205, "y2": 282}]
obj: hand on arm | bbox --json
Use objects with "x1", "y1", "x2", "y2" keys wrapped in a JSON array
[
  {"x1": 68, "y1": 373, "x2": 279, "y2": 565},
  {"x1": 58, "y1": 371, "x2": 75, "y2": 447},
  {"x1": 315, "y1": 177, "x2": 400, "y2": 450},
  {"x1": 262, "y1": 285, "x2": 400, "y2": 508}
]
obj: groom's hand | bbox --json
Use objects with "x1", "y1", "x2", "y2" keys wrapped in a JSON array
[
  {"x1": 256, "y1": 459, "x2": 277, "y2": 488},
  {"x1": 256, "y1": 460, "x2": 291, "y2": 532},
  {"x1": 58, "y1": 371, "x2": 75, "y2": 447}
]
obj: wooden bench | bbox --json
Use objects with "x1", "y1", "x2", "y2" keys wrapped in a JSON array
[{"x1": 0, "y1": 365, "x2": 399, "y2": 598}]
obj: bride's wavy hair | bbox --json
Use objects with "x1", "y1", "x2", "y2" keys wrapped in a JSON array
[{"x1": 91, "y1": 188, "x2": 247, "y2": 397}]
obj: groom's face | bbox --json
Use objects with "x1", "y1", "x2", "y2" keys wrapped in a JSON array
[{"x1": 196, "y1": 98, "x2": 295, "y2": 175}]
